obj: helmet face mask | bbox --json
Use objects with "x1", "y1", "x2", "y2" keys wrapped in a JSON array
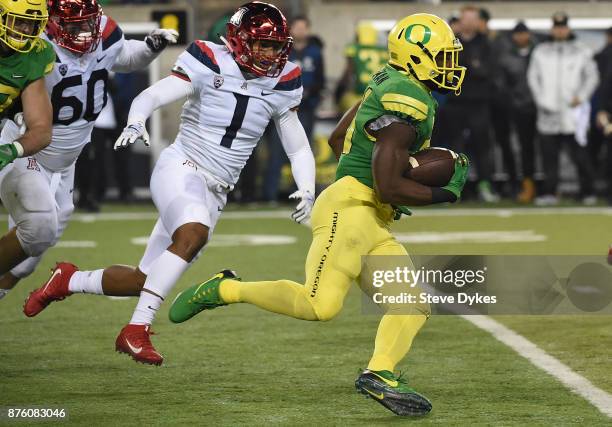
[
  {"x1": 46, "y1": 0, "x2": 102, "y2": 55},
  {"x1": 429, "y1": 38, "x2": 465, "y2": 94},
  {"x1": 223, "y1": 2, "x2": 293, "y2": 78},
  {"x1": 248, "y1": 38, "x2": 291, "y2": 76},
  {"x1": 0, "y1": 0, "x2": 48, "y2": 53},
  {"x1": 388, "y1": 14, "x2": 466, "y2": 95}
]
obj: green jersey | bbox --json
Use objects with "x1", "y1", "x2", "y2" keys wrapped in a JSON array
[
  {"x1": 345, "y1": 43, "x2": 388, "y2": 95},
  {"x1": 336, "y1": 65, "x2": 437, "y2": 189},
  {"x1": 0, "y1": 38, "x2": 55, "y2": 120}
]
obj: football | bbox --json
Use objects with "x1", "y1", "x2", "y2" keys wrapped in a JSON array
[{"x1": 403, "y1": 147, "x2": 458, "y2": 187}]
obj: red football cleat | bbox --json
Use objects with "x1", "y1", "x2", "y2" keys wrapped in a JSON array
[
  {"x1": 23, "y1": 262, "x2": 78, "y2": 317},
  {"x1": 115, "y1": 324, "x2": 164, "y2": 366}
]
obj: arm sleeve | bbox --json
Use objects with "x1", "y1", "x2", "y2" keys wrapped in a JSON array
[
  {"x1": 127, "y1": 75, "x2": 194, "y2": 125},
  {"x1": 274, "y1": 109, "x2": 316, "y2": 195},
  {"x1": 112, "y1": 39, "x2": 158, "y2": 73}
]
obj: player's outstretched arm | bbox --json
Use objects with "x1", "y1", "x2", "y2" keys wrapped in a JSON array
[
  {"x1": 112, "y1": 29, "x2": 179, "y2": 73},
  {"x1": 328, "y1": 101, "x2": 360, "y2": 160},
  {"x1": 114, "y1": 75, "x2": 193, "y2": 150},
  {"x1": 275, "y1": 109, "x2": 316, "y2": 223},
  {"x1": 0, "y1": 79, "x2": 52, "y2": 170},
  {"x1": 372, "y1": 121, "x2": 467, "y2": 206}
]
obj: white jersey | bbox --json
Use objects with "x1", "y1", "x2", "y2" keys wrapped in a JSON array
[
  {"x1": 171, "y1": 41, "x2": 302, "y2": 186},
  {"x1": 37, "y1": 15, "x2": 125, "y2": 171}
]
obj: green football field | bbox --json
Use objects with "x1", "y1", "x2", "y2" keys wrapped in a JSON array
[{"x1": 1, "y1": 204, "x2": 611, "y2": 426}]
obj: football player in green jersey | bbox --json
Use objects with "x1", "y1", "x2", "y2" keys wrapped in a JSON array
[
  {"x1": 0, "y1": 0, "x2": 54, "y2": 282},
  {"x1": 170, "y1": 14, "x2": 469, "y2": 416},
  {"x1": 336, "y1": 22, "x2": 389, "y2": 112}
]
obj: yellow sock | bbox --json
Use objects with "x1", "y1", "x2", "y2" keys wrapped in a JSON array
[
  {"x1": 367, "y1": 314, "x2": 427, "y2": 372},
  {"x1": 220, "y1": 279, "x2": 318, "y2": 320}
]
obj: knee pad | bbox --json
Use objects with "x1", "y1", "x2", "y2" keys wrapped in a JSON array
[{"x1": 16, "y1": 211, "x2": 58, "y2": 257}]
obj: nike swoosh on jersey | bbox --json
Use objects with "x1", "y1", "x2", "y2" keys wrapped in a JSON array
[
  {"x1": 96, "y1": 56, "x2": 107, "y2": 63},
  {"x1": 260, "y1": 90, "x2": 274, "y2": 96},
  {"x1": 12, "y1": 74, "x2": 24, "y2": 79},
  {"x1": 125, "y1": 339, "x2": 143, "y2": 354}
]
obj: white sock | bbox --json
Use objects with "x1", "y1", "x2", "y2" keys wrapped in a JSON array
[
  {"x1": 0, "y1": 289, "x2": 9, "y2": 300},
  {"x1": 68, "y1": 269, "x2": 104, "y2": 295},
  {"x1": 130, "y1": 250, "x2": 189, "y2": 325}
]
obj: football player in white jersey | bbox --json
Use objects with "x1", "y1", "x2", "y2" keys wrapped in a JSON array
[
  {"x1": 0, "y1": 0, "x2": 177, "y2": 300},
  {"x1": 24, "y1": 1, "x2": 316, "y2": 366}
]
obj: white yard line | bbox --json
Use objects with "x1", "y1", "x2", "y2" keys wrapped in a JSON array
[
  {"x1": 395, "y1": 230, "x2": 547, "y2": 244},
  {"x1": 55, "y1": 241, "x2": 97, "y2": 248},
  {"x1": 0, "y1": 207, "x2": 608, "y2": 223},
  {"x1": 462, "y1": 315, "x2": 612, "y2": 417}
]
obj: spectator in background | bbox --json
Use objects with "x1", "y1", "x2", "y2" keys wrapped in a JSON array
[
  {"x1": 595, "y1": 28, "x2": 612, "y2": 204},
  {"x1": 263, "y1": 16, "x2": 325, "y2": 202},
  {"x1": 498, "y1": 22, "x2": 538, "y2": 203},
  {"x1": 286, "y1": 16, "x2": 324, "y2": 144},
  {"x1": 448, "y1": 11, "x2": 461, "y2": 34},
  {"x1": 528, "y1": 12, "x2": 599, "y2": 205},
  {"x1": 76, "y1": 75, "x2": 133, "y2": 211},
  {"x1": 480, "y1": 8, "x2": 518, "y2": 198},
  {"x1": 207, "y1": 12, "x2": 232, "y2": 45},
  {"x1": 334, "y1": 22, "x2": 387, "y2": 113},
  {"x1": 444, "y1": 5, "x2": 499, "y2": 202},
  {"x1": 592, "y1": 27, "x2": 612, "y2": 203}
]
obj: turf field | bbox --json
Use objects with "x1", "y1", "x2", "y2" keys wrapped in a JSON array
[{"x1": 1, "y1": 204, "x2": 611, "y2": 426}]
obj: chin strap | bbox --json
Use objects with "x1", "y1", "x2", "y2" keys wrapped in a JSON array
[{"x1": 219, "y1": 35, "x2": 233, "y2": 53}]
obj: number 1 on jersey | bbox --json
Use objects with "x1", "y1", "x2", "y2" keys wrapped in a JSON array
[{"x1": 220, "y1": 93, "x2": 250, "y2": 148}]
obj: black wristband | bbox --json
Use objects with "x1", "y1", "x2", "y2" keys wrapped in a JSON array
[{"x1": 431, "y1": 187, "x2": 457, "y2": 204}]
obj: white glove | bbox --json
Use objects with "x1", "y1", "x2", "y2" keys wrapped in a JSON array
[
  {"x1": 145, "y1": 29, "x2": 179, "y2": 52},
  {"x1": 289, "y1": 190, "x2": 315, "y2": 224},
  {"x1": 114, "y1": 122, "x2": 150, "y2": 150}
]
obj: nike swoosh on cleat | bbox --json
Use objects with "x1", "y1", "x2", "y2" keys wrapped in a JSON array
[
  {"x1": 371, "y1": 372, "x2": 398, "y2": 387},
  {"x1": 42, "y1": 269, "x2": 62, "y2": 294},
  {"x1": 192, "y1": 273, "x2": 224, "y2": 296},
  {"x1": 125, "y1": 339, "x2": 143, "y2": 354},
  {"x1": 364, "y1": 389, "x2": 384, "y2": 400}
]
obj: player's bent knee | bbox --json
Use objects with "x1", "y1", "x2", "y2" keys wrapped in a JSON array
[
  {"x1": 311, "y1": 299, "x2": 344, "y2": 322},
  {"x1": 16, "y1": 211, "x2": 59, "y2": 257},
  {"x1": 170, "y1": 223, "x2": 210, "y2": 262}
]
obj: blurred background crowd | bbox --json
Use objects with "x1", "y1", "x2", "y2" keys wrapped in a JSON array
[{"x1": 74, "y1": 0, "x2": 612, "y2": 211}]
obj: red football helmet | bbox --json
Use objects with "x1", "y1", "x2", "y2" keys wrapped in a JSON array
[
  {"x1": 224, "y1": 1, "x2": 292, "y2": 78},
  {"x1": 46, "y1": 0, "x2": 102, "y2": 54}
]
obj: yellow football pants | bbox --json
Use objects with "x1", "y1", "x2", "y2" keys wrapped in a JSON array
[{"x1": 220, "y1": 176, "x2": 430, "y2": 372}]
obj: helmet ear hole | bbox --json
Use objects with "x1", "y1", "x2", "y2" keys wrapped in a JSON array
[{"x1": 410, "y1": 55, "x2": 421, "y2": 65}]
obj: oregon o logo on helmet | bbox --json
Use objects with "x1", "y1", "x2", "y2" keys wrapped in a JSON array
[{"x1": 404, "y1": 24, "x2": 432, "y2": 45}]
